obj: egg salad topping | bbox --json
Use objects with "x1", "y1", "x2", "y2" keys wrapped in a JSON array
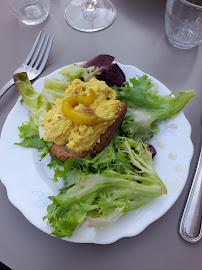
[{"x1": 43, "y1": 78, "x2": 120, "y2": 152}]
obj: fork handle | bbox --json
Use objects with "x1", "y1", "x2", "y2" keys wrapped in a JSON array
[
  {"x1": 0, "y1": 78, "x2": 15, "y2": 98},
  {"x1": 179, "y1": 145, "x2": 202, "y2": 243}
]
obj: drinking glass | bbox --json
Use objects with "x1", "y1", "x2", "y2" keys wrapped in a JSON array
[
  {"x1": 64, "y1": 0, "x2": 117, "y2": 32},
  {"x1": 165, "y1": 0, "x2": 202, "y2": 49},
  {"x1": 9, "y1": 0, "x2": 50, "y2": 25}
]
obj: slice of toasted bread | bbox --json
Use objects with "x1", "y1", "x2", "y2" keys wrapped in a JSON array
[{"x1": 49, "y1": 102, "x2": 127, "y2": 161}]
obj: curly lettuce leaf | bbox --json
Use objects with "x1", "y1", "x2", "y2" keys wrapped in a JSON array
[
  {"x1": 15, "y1": 117, "x2": 51, "y2": 156},
  {"x1": 15, "y1": 136, "x2": 47, "y2": 150},
  {"x1": 17, "y1": 116, "x2": 38, "y2": 138},
  {"x1": 43, "y1": 137, "x2": 167, "y2": 238},
  {"x1": 115, "y1": 75, "x2": 195, "y2": 140}
]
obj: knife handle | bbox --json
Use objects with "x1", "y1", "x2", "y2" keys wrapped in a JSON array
[{"x1": 179, "y1": 145, "x2": 202, "y2": 243}]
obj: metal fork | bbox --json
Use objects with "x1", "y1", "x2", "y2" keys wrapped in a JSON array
[{"x1": 0, "y1": 31, "x2": 53, "y2": 98}]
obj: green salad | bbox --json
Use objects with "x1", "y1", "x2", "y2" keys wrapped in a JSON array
[{"x1": 14, "y1": 55, "x2": 195, "y2": 238}]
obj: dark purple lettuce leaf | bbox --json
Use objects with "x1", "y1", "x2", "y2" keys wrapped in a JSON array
[
  {"x1": 82, "y1": 55, "x2": 115, "y2": 68},
  {"x1": 147, "y1": 144, "x2": 157, "y2": 159},
  {"x1": 96, "y1": 64, "x2": 126, "y2": 87}
]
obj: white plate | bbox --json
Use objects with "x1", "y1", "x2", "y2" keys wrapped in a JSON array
[{"x1": 0, "y1": 63, "x2": 193, "y2": 244}]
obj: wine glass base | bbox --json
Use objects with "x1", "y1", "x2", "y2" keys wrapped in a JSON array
[{"x1": 64, "y1": 0, "x2": 117, "y2": 32}]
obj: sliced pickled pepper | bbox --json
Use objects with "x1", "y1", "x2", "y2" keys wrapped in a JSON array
[{"x1": 62, "y1": 89, "x2": 116, "y2": 125}]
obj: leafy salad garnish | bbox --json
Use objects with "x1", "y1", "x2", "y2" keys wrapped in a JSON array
[
  {"x1": 43, "y1": 137, "x2": 167, "y2": 238},
  {"x1": 14, "y1": 73, "x2": 51, "y2": 125},
  {"x1": 14, "y1": 55, "x2": 195, "y2": 238},
  {"x1": 59, "y1": 54, "x2": 126, "y2": 87},
  {"x1": 14, "y1": 116, "x2": 51, "y2": 159},
  {"x1": 114, "y1": 75, "x2": 195, "y2": 141}
]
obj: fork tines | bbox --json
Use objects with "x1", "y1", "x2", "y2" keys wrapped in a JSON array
[{"x1": 23, "y1": 31, "x2": 53, "y2": 74}]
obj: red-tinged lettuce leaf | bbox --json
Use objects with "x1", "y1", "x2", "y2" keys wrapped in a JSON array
[
  {"x1": 81, "y1": 55, "x2": 126, "y2": 86},
  {"x1": 96, "y1": 63, "x2": 126, "y2": 87},
  {"x1": 81, "y1": 54, "x2": 115, "y2": 68},
  {"x1": 59, "y1": 55, "x2": 126, "y2": 86}
]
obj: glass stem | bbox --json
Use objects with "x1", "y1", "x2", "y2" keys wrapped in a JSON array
[
  {"x1": 85, "y1": 1, "x2": 97, "y2": 11},
  {"x1": 83, "y1": 0, "x2": 98, "y2": 20}
]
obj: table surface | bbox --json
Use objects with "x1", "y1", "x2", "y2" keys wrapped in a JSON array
[{"x1": 0, "y1": 0, "x2": 201, "y2": 269}]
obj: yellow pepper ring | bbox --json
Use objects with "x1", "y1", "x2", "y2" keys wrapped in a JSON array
[{"x1": 62, "y1": 89, "x2": 116, "y2": 126}]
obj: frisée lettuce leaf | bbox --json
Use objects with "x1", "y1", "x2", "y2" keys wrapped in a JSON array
[
  {"x1": 15, "y1": 116, "x2": 51, "y2": 158},
  {"x1": 43, "y1": 137, "x2": 167, "y2": 238},
  {"x1": 115, "y1": 75, "x2": 195, "y2": 141}
]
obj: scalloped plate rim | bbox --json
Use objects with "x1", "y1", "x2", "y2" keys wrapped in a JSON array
[{"x1": 0, "y1": 62, "x2": 194, "y2": 244}]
